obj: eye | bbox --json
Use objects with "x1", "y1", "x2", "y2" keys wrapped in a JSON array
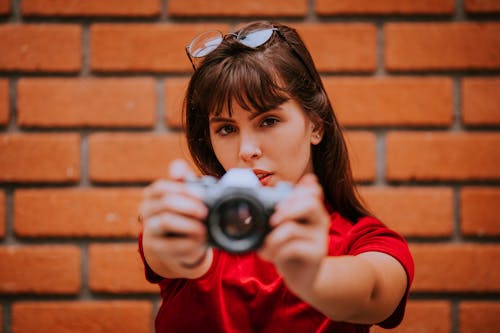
[
  {"x1": 215, "y1": 124, "x2": 236, "y2": 136},
  {"x1": 260, "y1": 117, "x2": 279, "y2": 128}
]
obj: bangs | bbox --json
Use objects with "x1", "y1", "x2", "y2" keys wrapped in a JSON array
[{"x1": 194, "y1": 53, "x2": 291, "y2": 117}]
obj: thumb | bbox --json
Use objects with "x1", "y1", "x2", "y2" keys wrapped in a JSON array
[{"x1": 168, "y1": 159, "x2": 197, "y2": 182}]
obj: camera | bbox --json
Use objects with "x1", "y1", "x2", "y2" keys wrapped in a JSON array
[{"x1": 187, "y1": 169, "x2": 292, "y2": 254}]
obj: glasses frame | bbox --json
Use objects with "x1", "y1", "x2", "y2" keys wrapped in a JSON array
[{"x1": 185, "y1": 22, "x2": 317, "y2": 83}]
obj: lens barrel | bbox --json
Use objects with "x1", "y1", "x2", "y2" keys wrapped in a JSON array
[{"x1": 207, "y1": 191, "x2": 269, "y2": 253}]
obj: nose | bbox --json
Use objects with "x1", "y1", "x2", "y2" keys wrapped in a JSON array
[{"x1": 238, "y1": 133, "x2": 262, "y2": 162}]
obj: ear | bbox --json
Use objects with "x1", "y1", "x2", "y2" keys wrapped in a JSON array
[{"x1": 310, "y1": 121, "x2": 324, "y2": 145}]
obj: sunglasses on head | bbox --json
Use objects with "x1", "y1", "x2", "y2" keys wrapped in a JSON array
[{"x1": 185, "y1": 21, "x2": 316, "y2": 81}]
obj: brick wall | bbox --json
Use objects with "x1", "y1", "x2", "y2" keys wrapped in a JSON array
[{"x1": 0, "y1": 0, "x2": 499, "y2": 332}]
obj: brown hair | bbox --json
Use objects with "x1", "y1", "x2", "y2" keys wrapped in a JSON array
[{"x1": 184, "y1": 22, "x2": 370, "y2": 222}]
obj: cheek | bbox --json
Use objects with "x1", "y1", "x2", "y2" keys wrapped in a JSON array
[
  {"x1": 210, "y1": 137, "x2": 237, "y2": 169},
  {"x1": 271, "y1": 131, "x2": 313, "y2": 165},
  {"x1": 275, "y1": 125, "x2": 312, "y2": 154}
]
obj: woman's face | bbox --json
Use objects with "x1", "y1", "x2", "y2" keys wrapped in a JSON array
[{"x1": 208, "y1": 99, "x2": 322, "y2": 186}]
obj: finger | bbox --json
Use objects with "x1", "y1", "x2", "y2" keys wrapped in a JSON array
[
  {"x1": 147, "y1": 235, "x2": 207, "y2": 260},
  {"x1": 143, "y1": 179, "x2": 201, "y2": 199},
  {"x1": 169, "y1": 159, "x2": 197, "y2": 182},
  {"x1": 139, "y1": 193, "x2": 207, "y2": 221},
  {"x1": 274, "y1": 240, "x2": 319, "y2": 263},
  {"x1": 271, "y1": 194, "x2": 327, "y2": 228},
  {"x1": 294, "y1": 174, "x2": 324, "y2": 201},
  {"x1": 259, "y1": 225, "x2": 326, "y2": 265},
  {"x1": 266, "y1": 220, "x2": 307, "y2": 246},
  {"x1": 144, "y1": 213, "x2": 207, "y2": 240},
  {"x1": 259, "y1": 221, "x2": 306, "y2": 259},
  {"x1": 271, "y1": 173, "x2": 328, "y2": 227},
  {"x1": 166, "y1": 238, "x2": 207, "y2": 259}
]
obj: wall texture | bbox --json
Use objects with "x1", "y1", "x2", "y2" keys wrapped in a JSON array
[{"x1": 1, "y1": 0, "x2": 499, "y2": 332}]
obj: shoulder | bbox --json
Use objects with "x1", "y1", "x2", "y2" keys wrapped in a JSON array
[{"x1": 328, "y1": 212, "x2": 389, "y2": 239}]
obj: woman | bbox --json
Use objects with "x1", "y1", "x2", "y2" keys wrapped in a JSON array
[{"x1": 139, "y1": 21, "x2": 414, "y2": 332}]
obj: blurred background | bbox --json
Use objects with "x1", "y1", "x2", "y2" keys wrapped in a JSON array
[{"x1": 0, "y1": 0, "x2": 499, "y2": 332}]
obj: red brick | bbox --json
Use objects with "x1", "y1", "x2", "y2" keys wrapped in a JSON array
[
  {"x1": 17, "y1": 78, "x2": 156, "y2": 128},
  {"x1": 164, "y1": 77, "x2": 189, "y2": 129},
  {"x1": 0, "y1": 134, "x2": 80, "y2": 183},
  {"x1": 295, "y1": 23, "x2": 377, "y2": 73},
  {"x1": 168, "y1": 0, "x2": 307, "y2": 17},
  {"x1": 462, "y1": 77, "x2": 500, "y2": 126},
  {"x1": 465, "y1": 0, "x2": 500, "y2": 13},
  {"x1": 372, "y1": 301, "x2": 451, "y2": 333},
  {"x1": 459, "y1": 301, "x2": 500, "y2": 333},
  {"x1": 0, "y1": 24, "x2": 81, "y2": 72},
  {"x1": 87, "y1": 131, "x2": 367, "y2": 183},
  {"x1": 0, "y1": 79, "x2": 7, "y2": 126},
  {"x1": 386, "y1": 132, "x2": 500, "y2": 181},
  {"x1": 12, "y1": 301, "x2": 152, "y2": 333},
  {"x1": 461, "y1": 187, "x2": 500, "y2": 236},
  {"x1": 360, "y1": 187, "x2": 453, "y2": 237},
  {"x1": 14, "y1": 188, "x2": 142, "y2": 238},
  {"x1": 91, "y1": 23, "x2": 230, "y2": 73},
  {"x1": 385, "y1": 23, "x2": 500, "y2": 71},
  {"x1": 346, "y1": 131, "x2": 376, "y2": 182},
  {"x1": 0, "y1": 245, "x2": 80, "y2": 294},
  {"x1": 88, "y1": 133, "x2": 194, "y2": 183},
  {"x1": 0, "y1": 191, "x2": 4, "y2": 238},
  {"x1": 411, "y1": 243, "x2": 500, "y2": 292},
  {"x1": 316, "y1": 0, "x2": 454, "y2": 15},
  {"x1": 22, "y1": 0, "x2": 160, "y2": 17},
  {"x1": 325, "y1": 77, "x2": 453, "y2": 127},
  {"x1": 165, "y1": 77, "x2": 453, "y2": 129},
  {"x1": 89, "y1": 243, "x2": 158, "y2": 293},
  {"x1": 0, "y1": 0, "x2": 9, "y2": 15}
]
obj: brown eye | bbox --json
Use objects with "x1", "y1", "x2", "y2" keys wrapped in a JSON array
[
  {"x1": 261, "y1": 117, "x2": 279, "y2": 127},
  {"x1": 216, "y1": 125, "x2": 236, "y2": 136}
]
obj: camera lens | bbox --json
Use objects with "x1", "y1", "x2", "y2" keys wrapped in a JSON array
[
  {"x1": 218, "y1": 201, "x2": 256, "y2": 239},
  {"x1": 207, "y1": 194, "x2": 269, "y2": 253}
]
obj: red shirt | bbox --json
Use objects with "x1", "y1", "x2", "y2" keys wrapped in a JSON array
[{"x1": 139, "y1": 212, "x2": 414, "y2": 333}]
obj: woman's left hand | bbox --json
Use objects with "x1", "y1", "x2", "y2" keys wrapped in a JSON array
[{"x1": 258, "y1": 173, "x2": 330, "y2": 296}]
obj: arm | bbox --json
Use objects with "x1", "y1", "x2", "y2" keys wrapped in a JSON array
[
  {"x1": 258, "y1": 174, "x2": 408, "y2": 324},
  {"x1": 302, "y1": 251, "x2": 407, "y2": 323}
]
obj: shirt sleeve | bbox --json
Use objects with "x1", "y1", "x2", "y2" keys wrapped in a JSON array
[{"x1": 344, "y1": 216, "x2": 415, "y2": 329}]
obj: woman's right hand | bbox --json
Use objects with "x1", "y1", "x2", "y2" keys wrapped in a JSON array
[{"x1": 139, "y1": 160, "x2": 211, "y2": 279}]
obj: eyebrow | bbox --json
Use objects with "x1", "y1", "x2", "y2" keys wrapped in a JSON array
[
  {"x1": 209, "y1": 116, "x2": 235, "y2": 124},
  {"x1": 209, "y1": 108, "x2": 282, "y2": 124}
]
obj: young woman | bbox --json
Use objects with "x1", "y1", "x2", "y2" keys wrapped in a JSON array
[{"x1": 139, "y1": 21, "x2": 414, "y2": 332}]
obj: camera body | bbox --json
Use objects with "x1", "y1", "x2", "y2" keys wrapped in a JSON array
[{"x1": 187, "y1": 168, "x2": 292, "y2": 254}]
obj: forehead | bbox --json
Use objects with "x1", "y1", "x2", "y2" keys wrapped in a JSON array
[{"x1": 193, "y1": 49, "x2": 291, "y2": 118}]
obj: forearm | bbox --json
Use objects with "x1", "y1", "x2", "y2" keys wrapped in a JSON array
[{"x1": 292, "y1": 254, "x2": 401, "y2": 324}]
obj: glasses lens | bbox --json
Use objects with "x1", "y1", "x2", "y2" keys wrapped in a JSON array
[
  {"x1": 237, "y1": 22, "x2": 275, "y2": 48},
  {"x1": 188, "y1": 30, "x2": 223, "y2": 58}
]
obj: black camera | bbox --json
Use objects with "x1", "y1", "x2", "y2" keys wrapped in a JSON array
[{"x1": 187, "y1": 169, "x2": 292, "y2": 254}]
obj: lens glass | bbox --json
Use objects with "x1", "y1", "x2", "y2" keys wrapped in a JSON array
[
  {"x1": 218, "y1": 200, "x2": 257, "y2": 239},
  {"x1": 237, "y1": 28, "x2": 274, "y2": 48},
  {"x1": 189, "y1": 30, "x2": 223, "y2": 58}
]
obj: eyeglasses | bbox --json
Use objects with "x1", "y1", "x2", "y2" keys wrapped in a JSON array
[
  {"x1": 185, "y1": 22, "x2": 278, "y2": 71},
  {"x1": 185, "y1": 21, "x2": 316, "y2": 82}
]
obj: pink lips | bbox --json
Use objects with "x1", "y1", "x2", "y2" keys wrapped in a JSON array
[{"x1": 253, "y1": 169, "x2": 273, "y2": 186}]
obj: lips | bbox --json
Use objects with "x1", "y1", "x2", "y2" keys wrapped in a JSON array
[{"x1": 253, "y1": 169, "x2": 273, "y2": 186}]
